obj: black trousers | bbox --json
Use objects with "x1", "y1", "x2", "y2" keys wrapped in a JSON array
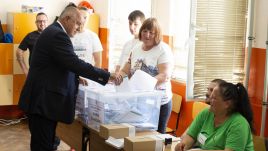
[{"x1": 28, "y1": 114, "x2": 57, "y2": 151}]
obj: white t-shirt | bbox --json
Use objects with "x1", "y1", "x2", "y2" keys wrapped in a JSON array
[
  {"x1": 71, "y1": 29, "x2": 103, "y2": 64},
  {"x1": 130, "y1": 42, "x2": 174, "y2": 105},
  {"x1": 118, "y1": 38, "x2": 142, "y2": 68}
]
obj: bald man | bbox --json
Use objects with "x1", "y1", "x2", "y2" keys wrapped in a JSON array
[
  {"x1": 16, "y1": 12, "x2": 48, "y2": 77},
  {"x1": 18, "y1": 6, "x2": 119, "y2": 150}
]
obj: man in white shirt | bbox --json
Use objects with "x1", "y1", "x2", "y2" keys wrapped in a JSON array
[
  {"x1": 71, "y1": 6, "x2": 103, "y2": 68},
  {"x1": 115, "y1": 10, "x2": 145, "y2": 72}
]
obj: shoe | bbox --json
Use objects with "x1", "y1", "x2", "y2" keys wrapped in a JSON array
[{"x1": 53, "y1": 136, "x2": 61, "y2": 150}]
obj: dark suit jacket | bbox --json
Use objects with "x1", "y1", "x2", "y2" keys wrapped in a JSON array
[{"x1": 19, "y1": 22, "x2": 110, "y2": 124}]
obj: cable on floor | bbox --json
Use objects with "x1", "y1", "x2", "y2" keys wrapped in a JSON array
[{"x1": 0, "y1": 115, "x2": 28, "y2": 126}]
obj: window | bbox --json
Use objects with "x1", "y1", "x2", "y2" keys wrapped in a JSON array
[
  {"x1": 186, "y1": 0, "x2": 248, "y2": 100},
  {"x1": 171, "y1": 0, "x2": 191, "y2": 82}
]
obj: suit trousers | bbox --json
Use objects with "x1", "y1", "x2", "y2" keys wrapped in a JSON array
[{"x1": 28, "y1": 114, "x2": 57, "y2": 151}]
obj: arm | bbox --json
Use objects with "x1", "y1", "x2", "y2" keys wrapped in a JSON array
[
  {"x1": 93, "y1": 51, "x2": 102, "y2": 68},
  {"x1": 175, "y1": 135, "x2": 233, "y2": 151},
  {"x1": 115, "y1": 65, "x2": 121, "y2": 73},
  {"x1": 175, "y1": 134, "x2": 196, "y2": 151},
  {"x1": 51, "y1": 31, "x2": 110, "y2": 85},
  {"x1": 16, "y1": 48, "x2": 29, "y2": 77},
  {"x1": 114, "y1": 60, "x2": 132, "y2": 85},
  {"x1": 120, "y1": 61, "x2": 131, "y2": 77},
  {"x1": 154, "y1": 63, "x2": 172, "y2": 86}
]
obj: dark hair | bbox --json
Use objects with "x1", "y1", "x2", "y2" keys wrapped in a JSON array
[
  {"x1": 218, "y1": 82, "x2": 254, "y2": 132},
  {"x1": 36, "y1": 12, "x2": 47, "y2": 19},
  {"x1": 65, "y1": 2, "x2": 77, "y2": 8},
  {"x1": 138, "y1": 18, "x2": 162, "y2": 45},
  {"x1": 211, "y1": 79, "x2": 226, "y2": 84},
  {"x1": 128, "y1": 10, "x2": 145, "y2": 22}
]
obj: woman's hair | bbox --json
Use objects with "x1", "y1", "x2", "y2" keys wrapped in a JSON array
[
  {"x1": 138, "y1": 18, "x2": 162, "y2": 45},
  {"x1": 218, "y1": 82, "x2": 254, "y2": 132}
]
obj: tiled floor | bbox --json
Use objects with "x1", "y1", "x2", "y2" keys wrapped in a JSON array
[{"x1": 0, "y1": 118, "x2": 70, "y2": 151}]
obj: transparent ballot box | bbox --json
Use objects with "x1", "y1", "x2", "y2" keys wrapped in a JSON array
[{"x1": 75, "y1": 84, "x2": 162, "y2": 131}]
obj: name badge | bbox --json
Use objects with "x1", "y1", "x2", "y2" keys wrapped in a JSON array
[{"x1": 197, "y1": 133, "x2": 207, "y2": 145}]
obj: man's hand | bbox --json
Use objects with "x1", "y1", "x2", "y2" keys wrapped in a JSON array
[
  {"x1": 109, "y1": 72, "x2": 123, "y2": 85},
  {"x1": 79, "y1": 77, "x2": 88, "y2": 86}
]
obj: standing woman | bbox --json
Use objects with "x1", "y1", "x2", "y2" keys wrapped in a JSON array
[
  {"x1": 119, "y1": 18, "x2": 174, "y2": 133},
  {"x1": 175, "y1": 82, "x2": 254, "y2": 151}
]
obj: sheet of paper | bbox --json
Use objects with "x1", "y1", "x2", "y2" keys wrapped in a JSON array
[
  {"x1": 115, "y1": 77, "x2": 131, "y2": 92},
  {"x1": 105, "y1": 137, "x2": 124, "y2": 149},
  {"x1": 129, "y1": 70, "x2": 157, "y2": 92}
]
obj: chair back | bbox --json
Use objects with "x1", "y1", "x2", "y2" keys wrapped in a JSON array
[
  {"x1": 253, "y1": 135, "x2": 267, "y2": 151},
  {"x1": 192, "y1": 101, "x2": 209, "y2": 119},
  {"x1": 165, "y1": 93, "x2": 182, "y2": 136},
  {"x1": 172, "y1": 94, "x2": 182, "y2": 113}
]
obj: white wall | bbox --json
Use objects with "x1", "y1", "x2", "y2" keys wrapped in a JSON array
[
  {"x1": 254, "y1": 0, "x2": 268, "y2": 48},
  {"x1": 0, "y1": 0, "x2": 80, "y2": 24},
  {"x1": 151, "y1": 0, "x2": 173, "y2": 35}
]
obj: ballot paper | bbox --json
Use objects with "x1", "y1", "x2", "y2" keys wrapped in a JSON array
[
  {"x1": 115, "y1": 70, "x2": 157, "y2": 92},
  {"x1": 115, "y1": 77, "x2": 131, "y2": 92},
  {"x1": 105, "y1": 137, "x2": 124, "y2": 149},
  {"x1": 112, "y1": 110, "x2": 145, "y2": 123},
  {"x1": 129, "y1": 70, "x2": 157, "y2": 92}
]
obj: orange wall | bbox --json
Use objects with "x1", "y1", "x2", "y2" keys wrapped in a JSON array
[
  {"x1": 162, "y1": 35, "x2": 173, "y2": 49},
  {"x1": 247, "y1": 47, "x2": 268, "y2": 136},
  {"x1": 99, "y1": 28, "x2": 109, "y2": 70},
  {"x1": 2, "y1": 24, "x2": 7, "y2": 33}
]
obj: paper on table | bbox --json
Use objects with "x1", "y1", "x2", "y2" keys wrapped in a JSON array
[
  {"x1": 105, "y1": 137, "x2": 124, "y2": 149},
  {"x1": 129, "y1": 70, "x2": 157, "y2": 92}
]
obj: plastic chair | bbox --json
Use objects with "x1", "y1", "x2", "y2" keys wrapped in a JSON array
[
  {"x1": 192, "y1": 101, "x2": 209, "y2": 119},
  {"x1": 253, "y1": 135, "x2": 267, "y2": 151},
  {"x1": 166, "y1": 94, "x2": 182, "y2": 136}
]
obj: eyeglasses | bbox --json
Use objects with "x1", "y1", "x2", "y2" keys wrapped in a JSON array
[{"x1": 36, "y1": 20, "x2": 47, "y2": 23}]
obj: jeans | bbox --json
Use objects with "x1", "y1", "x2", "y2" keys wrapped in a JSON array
[{"x1": 157, "y1": 100, "x2": 172, "y2": 134}]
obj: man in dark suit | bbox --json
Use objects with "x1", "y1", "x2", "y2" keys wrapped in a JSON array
[{"x1": 19, "y1": 6, "x2": 120, "y2": 151}]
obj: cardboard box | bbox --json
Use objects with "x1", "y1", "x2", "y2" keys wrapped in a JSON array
[
  {"x1": 124, "y1": 136, "x2": 163, "y2": 151},
  {"x1": 99, "y1": 123, "x2": 135, "y2": 139}
]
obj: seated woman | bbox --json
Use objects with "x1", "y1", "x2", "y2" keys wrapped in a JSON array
[{"x1": 175, "y1": 82, "x2": 254, "y2": 151}]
